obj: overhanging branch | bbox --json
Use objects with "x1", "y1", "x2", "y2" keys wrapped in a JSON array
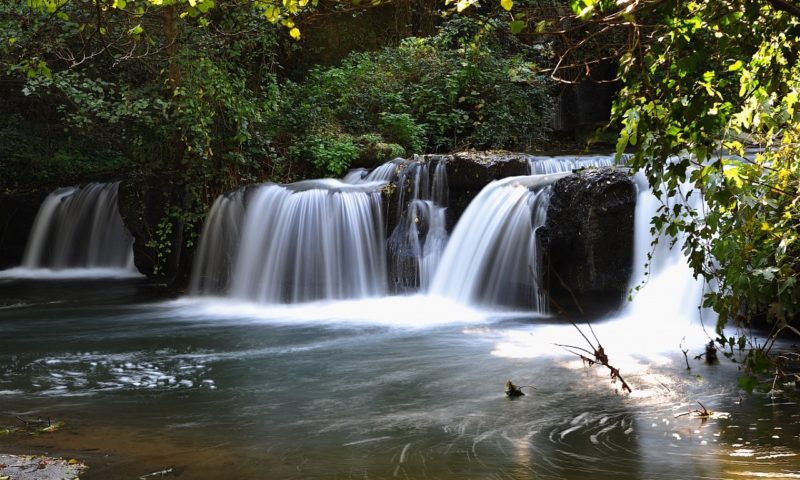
[{"x1": 766, "y1": 0, "x2": 800, "y2": 18}]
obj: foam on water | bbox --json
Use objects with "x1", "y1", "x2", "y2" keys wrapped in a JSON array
[
  {"x1": 0, "y1": 267, "x2": 143, "y2": 280},
  {"x1": 167, "y1": 295, "x2": 501, "y2": 328}
]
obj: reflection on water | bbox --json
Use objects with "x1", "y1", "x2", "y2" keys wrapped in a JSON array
[{"x1": 0, "y1": 280, "x2": 798, "y2": 479}]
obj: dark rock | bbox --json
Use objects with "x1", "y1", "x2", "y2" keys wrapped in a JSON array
[
  {"x1": 541, "y1": 167, "x2": 636, "y2": 317},
  {"x1": 0, "y1": 189, "x2": 48, "y2": 269},
  {"x1": 420, "y1": 151, "x2": 531, "y2": 230},
  {"x1": 118, "y1": 176, "x2": 194, "y2": 288},
  {"x1": 442, "y1": 151, "x2": 531, "y2": 190},
  {"x1": 352, "y1": 140, "x2": 406, "y2": 169}
]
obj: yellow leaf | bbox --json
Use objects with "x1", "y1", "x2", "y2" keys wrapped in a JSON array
[
  {"x1": 760, "y1": 221, "x2": 772, "y2": 232},
  {"x1": 501, "y1": 0, "x2": 513, "y2": 10},
  {"x1": 264, "y1": 5, "x2": 279, "y2": 22},
  {"x1": 289, "y1": 27, "x2": 301, "y2": 40}
]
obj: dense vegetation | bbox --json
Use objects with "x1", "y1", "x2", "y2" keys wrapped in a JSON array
[
  {"x1": 561, "y1": 0, "x2": 800, "y2": 389},
  {"x1": 272, "y1": 19, "x2": 554, "y2": 175},
  {"x1": 1, "y1": 1, "x2": 559, "y2": 277},
  {"x1": 3, "y1": 0, "x2": 800, "y2": 387}
]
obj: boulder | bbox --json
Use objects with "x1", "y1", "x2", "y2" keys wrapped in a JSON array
[
  {"x1": 541, "y1": 167, "x2": 636, "y2": 317},
  {"x1": 118, "y1": 176, "x2": 194, "y2": 287},
  {"x1": 421, "y1": 151, "x2": 531, "y2": 230}
]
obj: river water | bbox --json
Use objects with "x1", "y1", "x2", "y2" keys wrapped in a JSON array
[{"x1": 1, "y1": 277, "x2": 798, "y2": 479}]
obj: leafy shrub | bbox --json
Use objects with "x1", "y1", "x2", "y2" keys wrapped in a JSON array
[
  {"x1": 378, "y1": 113, "x2": 426, "y2": 153},
  {"x1": 270, "y1": 17, "x2": 556, "y2": 162},
  {"x1": 289, "y1": 134, "x2": 360, "y2": 177}
]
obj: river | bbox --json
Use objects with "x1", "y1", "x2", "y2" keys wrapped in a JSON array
[{"x1": 1, "y1": 277, "x2": 797, "y2": 479}]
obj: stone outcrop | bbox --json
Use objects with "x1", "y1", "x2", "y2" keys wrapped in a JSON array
[
  {"x1": 118, "y1": 177, "x2": 194, "y2": 287},
  {"x1": 540, "y1": 167, "x2": 637, "y2": 317},
  {"x1": 0, "y1": 190, "x2": 48, "y2": 269},
  {"x1": 421, "y1": 151, "x2": 531, "y2": 229}
]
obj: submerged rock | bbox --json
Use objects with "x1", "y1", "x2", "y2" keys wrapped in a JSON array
[
  {"x1": 541, "y1": 167, "x2": 636, "y2": 317},
  {"x1": 0, "y1": 454, "x2": 86, "y2": 479}
]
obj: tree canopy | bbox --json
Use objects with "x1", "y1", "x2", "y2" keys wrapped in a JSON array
[{"x1": 554, "y1": 0, "x2": 800, "y2": 387}]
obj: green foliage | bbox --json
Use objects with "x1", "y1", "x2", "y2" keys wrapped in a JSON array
[
  {"x1": 289, "y1": 134, "x2": 360, "y2": 177},
  {"x1": 573, "y1": 0, "x2": 800, "y2": 385},
  {"x1": 378, "y1": 113, "x2": 426, "y2": 153},
  {"x1": 271, "y1": 17, "x2": 555, "y2": 164}
]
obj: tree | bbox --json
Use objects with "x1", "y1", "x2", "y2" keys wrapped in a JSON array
[{"x1": 550, "y1": 0, "x2": 800, "y2": 388}]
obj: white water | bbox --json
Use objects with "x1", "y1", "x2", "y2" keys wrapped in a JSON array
[
  {"x1": 189, "y1": 189, "x2": 246, "y2": 294},
  {"x1": 528, "y1": 155, "x2": 618, "y2": 174},
  {"x1": 17, "y1": 182, "x2": 135, "y2": 272},
  {"x1": 0, "y1": 267, "x2": 141, "y2": 280},
  {"x1": 190, "y1": 180, "x2": 388, "y2": 303},
  {"x1": 429, "y1": 173, "x2": 569, "y2": 310},
  {"x1": 488, "y1": 172, "x2": 715, "y2": 363},
  {"x1": 623, "y1": 172, "x2": 711, "y2": 326},
  {"x1": 387, "y1": 158, "x2": 449, "y2": 290},
  {"x1": 170, "y1": 294, "x2": 494, "y2": 328}
]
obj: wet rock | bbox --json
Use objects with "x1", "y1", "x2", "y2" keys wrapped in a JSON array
[
  {"x1": 419, "y1": 151, "x2": 531, "y2": 229},
  {"x1": 541, "y1": 167, "x2": 636, "y2": 317},
  {"x1": 0, "y1": 454, "x2": 86, "y2": 480},
  {"x1": 441, "y1": 151, "x2": 531, "y2": 190},
  {"x1": 0, "y1": 190, "x2": 48, "y2": 269},
  {"x1": 118, "y1": 177, "x2": 193, "y2": 287}
]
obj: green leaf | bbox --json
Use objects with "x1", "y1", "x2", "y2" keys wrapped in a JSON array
[
  {"x1": 728, "y1": 60, "x2": 744, "y2": 71},
  {"x1": 509, "y1": 20, "x2": 525, "y2": 34}
]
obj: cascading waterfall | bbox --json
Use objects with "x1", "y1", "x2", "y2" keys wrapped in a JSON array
[
  {"x1": 528, "y1": 155, "x2": 618, "y2": 174},
  {"x1": 190, "y1": 180, "x2": 388, "y2": 303},
  {"x1": 189, "y1": 153, "x2": 629, "y2": 309},
  {"x1": 624, "y1": 172, "x2": 710, "y2": 323},
  {"x1": 188, "y1": 189, "x2": 246, "y2": 294},
  {"x1": 22, "y1": 182, "x2": 135, "y2": 270},
  {"x1": 429, "y1": 173, "x2": 569, "y2": 310},
  {"x1": 386, "y1": 157, "x2": 449, "y2": 291}
]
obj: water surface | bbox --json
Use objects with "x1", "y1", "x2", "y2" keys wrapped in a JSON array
[{"x1": 0, "y1": 279, "x2": 797, "y2": 479}]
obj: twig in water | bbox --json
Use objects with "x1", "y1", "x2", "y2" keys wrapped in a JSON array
[
  {"x1": 680, "y1": 337, "x2": 691, "y2": 370},
  {"x1": 674, "y1": 401, "x2": 712, "y2": 419},
  {"x1": 139, "y1": 468, "x2": 174, "y2": 479}
]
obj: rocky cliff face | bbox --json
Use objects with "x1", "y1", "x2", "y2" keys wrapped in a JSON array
[
  {"x1": 0, "y1": 190, "x2": 48, "y2": 269},
  {"x1": 541, "y1": 168, "x2": 637, "y2": 317}
]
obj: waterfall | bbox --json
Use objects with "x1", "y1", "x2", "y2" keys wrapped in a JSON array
[
  {"x1": 190, "y1": 180, "x2": 388, "y2": 304},
  {"x1": 188, "y1": 189, "x2": 246, "y2": 294},
  {"x1": 22, "y1": 182, "x2": 135, "y2": 270},
  {"x1": 429, "y1": 173, "x2": 569, "y2": 310},
  {"x1": 528, "y1": 155, "x2": 618, "y2": 174},
  {"x1": 385, "y1": 157, "x2": 449, "y2": 291},
  {"x1": 624, "y1": 172, "x2": 709, "y2": 323}
]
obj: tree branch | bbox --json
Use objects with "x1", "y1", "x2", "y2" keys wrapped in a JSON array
[{"x1": 766, "y1": 0, "x2": 800, "y2": 18}]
